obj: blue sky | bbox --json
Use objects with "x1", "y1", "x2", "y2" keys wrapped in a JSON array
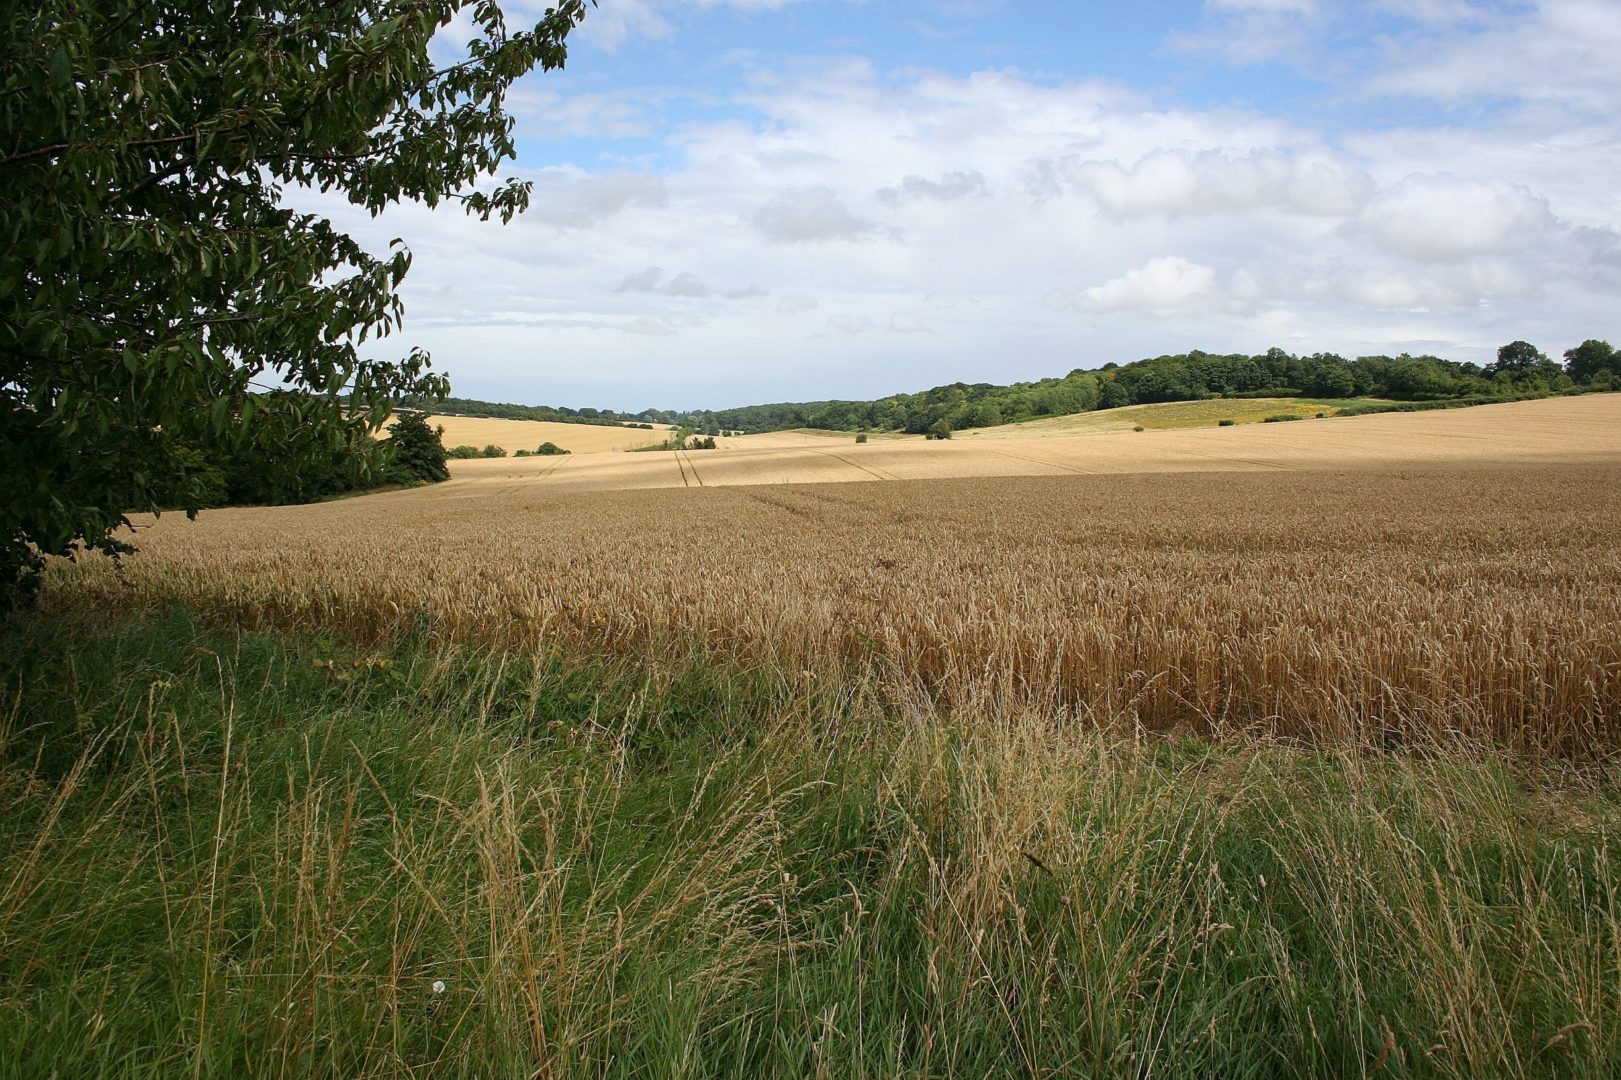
[{"x1": 322, "y1": 0, "x2": 1621, "y2": 411}]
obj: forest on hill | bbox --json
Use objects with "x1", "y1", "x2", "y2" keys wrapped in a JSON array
[{"x1": 432, "y1": 339, "x2": 1621, "y2": 437}]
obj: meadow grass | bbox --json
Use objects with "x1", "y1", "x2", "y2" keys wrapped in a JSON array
[{"x1": 3, "y1": 603, "x2": 1618, "y2": 1078}]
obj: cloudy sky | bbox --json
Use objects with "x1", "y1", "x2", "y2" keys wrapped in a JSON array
[{"x1": 324, "y1": 0, "x2": 1621, "y2": 411}]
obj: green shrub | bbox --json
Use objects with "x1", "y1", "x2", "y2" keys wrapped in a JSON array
[
  {"x1": 445, "y1": 445, "x2": 482, "y2": 459},
  {"x1": 855, "y1": 433, "x2": 868, "y2": 444},
  {"x1": 1218, "y1": 418, "x2": 1235, "y2": 427},
  {"x1": 1263, "y1": 414, "x2": 1303, "y2": 423},
  {"x1": 479, "y1": 444, "x2": 506, "y2": 458},
  {"x1": 534, "y1": 442, "x2": 570, "y2": 456},
  {"x1": 1133, "y1": 425, "x2": 1145, "y2": 432}
]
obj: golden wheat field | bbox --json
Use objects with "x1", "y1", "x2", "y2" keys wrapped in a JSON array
[
  {"x1": 55, "y1": 394, "x2": 1621, "y2": 754},
  {"x1": 442, "y1": 393, "x2": 1621, "y2": 493},
  {"x1": 381, "y1": 413, "x2": 671, "y2": 454}
]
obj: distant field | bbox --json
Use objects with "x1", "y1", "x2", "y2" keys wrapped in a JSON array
[
  {"x1": 716, "y1": 428, "x2": 919, "y2": 449},
  {"x1": 440, "y1": 393, "x2": 1621, "y2": 492},
  {"x1": 382, "y1": 413, "x2": 671, "y2": 454},
  {"x1": 961, "y1": 395, "x2": 1387, "y2": 436}
]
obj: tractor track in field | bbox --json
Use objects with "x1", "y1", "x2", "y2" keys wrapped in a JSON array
[{"x1": 808, "y1": 447, "x2": 899, "y2": 481}]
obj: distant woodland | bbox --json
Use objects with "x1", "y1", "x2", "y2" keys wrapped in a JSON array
[{"x1": 425, "y1": 338, "x2": 1621, "y2": 437}]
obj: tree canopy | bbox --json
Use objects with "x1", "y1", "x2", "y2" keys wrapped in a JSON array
[{"x1": 1, "y1": 0, "x2": 588, "y2": 604}]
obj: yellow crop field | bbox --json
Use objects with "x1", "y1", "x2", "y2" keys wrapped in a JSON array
[
  {"x1": 381, "y1": 413, "x2": 671, "y2": 454},
  {"x1": 424, "y1": 393, "x2": 1621, "y2": 493},
  {"x1": 56, "y1": 396, "x2": 1621, "y2": 754},
  {"x1": 959, "y1": 395, "x2": 1370, "y2": 435}
]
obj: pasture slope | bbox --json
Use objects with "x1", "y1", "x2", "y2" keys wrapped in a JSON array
[{"x1": 7, "y1": 391, "x2": 1621, "y2": 1077}]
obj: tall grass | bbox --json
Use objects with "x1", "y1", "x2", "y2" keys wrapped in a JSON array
[{"x1": 3, "y1": 606, "x2": 1618, "y2": 1077}]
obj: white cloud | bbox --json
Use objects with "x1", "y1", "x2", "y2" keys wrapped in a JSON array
[
  {"x1": 1079, "y1": 257, "x2": 1221, "y2": 316},
  {"x1": 319, "y1": 33, "x2": 1619, "y2": 408},
  {"x1": 877, "y1": 171, "x2": 989, "y2": 206},
  {"x1": 524, "y1": 169, "x2": 668, "y2": 230},
  {"x1": 1358, "y1": 177, "x2": 1555, "y2": 262},
  {"x1": 777, "y1": 293, "x2": 820, "y2": 313},
  {"x1": 1368, "y1": 0, "x2": 1621, "y2": 114},
  {"x1": 750, "y1": 186, "x2": 883, "y2": 243},
  {"x1": 1065, "y1": 148, "x2": 1372, "y2": 219}
]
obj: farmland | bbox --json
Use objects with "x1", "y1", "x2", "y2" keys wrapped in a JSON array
[
  {"x1": 441, "y1": 392, "x2": 1621, "y2": 492},
  {"x1": 382, "y1": 413, "x2": 672, "y2": 455},
  {"x1": 6, "y1": 393, "x2": 1621, "y2": 1076}
]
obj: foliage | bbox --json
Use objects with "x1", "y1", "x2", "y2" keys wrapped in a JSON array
[
  {"x1": 446, "y1": 445, "x2": 484, "y2": 459},
  {"x1": 926, "y1": 419, "x2": 953, "y2": 440},
  {"x1": 1565, "y1": 339, "x2": 1620, "y2": 387},
  {"x1": 0, "y1": 0, "x2": 589, "y2": 605},
  {"x1": 855, "y1": 432, "x2": 868, "y2": 443},
  {"x1": 396, "y1": 393, "x2": 653, "y2": 427},
  {"x1": 534, "y1": 441, "x2": 570, "y2": 455},
  {"x1": 385, "y1": 412, "x2": 448, "y2": 484}
]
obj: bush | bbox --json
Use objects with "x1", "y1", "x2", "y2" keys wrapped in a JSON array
[
  {"x1": 513, "y1": 449, "x2": 533, "y2": 457},
  {"x1": 1133, "y1": 425, "x2": 1145, "y2": 432},
  {"x1": 445, "y1": 445, "x2": 482, "y2": 459},
  {"x1": 534, "y1": 442, "x2": 570, "y2": 456},
  {"x1": 1218, "y1": 418, "x2": 1236, "y2": 427},
  {"x1": 855, "y1": 433, "x2": 868, "y2": 444},
  {"x1": 479, "y1": 444, "x2": 506, "y2": 458},
  {"x1": 927, "y1": 420, "x2": 953, "y2": 440},
  {"x1": 1263, "y1": 415, "x2": 1303, "y2": 423}
]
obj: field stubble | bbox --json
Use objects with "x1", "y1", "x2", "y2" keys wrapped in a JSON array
[{"x1": 60, "y1": 461, "x2": 1621, "y2": 755}]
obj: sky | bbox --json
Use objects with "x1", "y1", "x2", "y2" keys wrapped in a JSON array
[{"x1": 316, "y1": 0, "x2": 1621, "y2": 412}]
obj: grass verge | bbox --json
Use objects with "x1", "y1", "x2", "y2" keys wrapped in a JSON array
[{"x1": 2, "y1": 604, "x2": 1619, "y2": 1077}]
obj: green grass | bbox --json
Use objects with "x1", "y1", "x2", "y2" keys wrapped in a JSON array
[{"x1": 3, "y1": 604, "x2": 1619, "y2": 1077}]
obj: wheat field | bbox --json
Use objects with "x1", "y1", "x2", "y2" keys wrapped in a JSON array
[
  {"x1": 16, "y1": 394, "x2": 1621, "y2": 1076},
  {"x1": 57, "y1": 397, "x2": 1621, "y2": 753},
  {"x1": 382, "y1": 414, "x2": 672, "y2": 454},
  {"x1": 442, "y1": 393, "x2": 1621, "y2": 492}
]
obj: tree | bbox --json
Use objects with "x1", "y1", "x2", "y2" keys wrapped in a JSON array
[
  {"x1": 1489, "y1": 340, "x2": 1547, "y2": 376},
  {"x1": 1, "y1": 0, "x2": 589, "y2": 605},
  {"x1": 927, "y1": 419, "x2": 953, "y2": 440},
  {"x1": 1564, "y1": 339, "x2": 1619, "y2": 385},
  {"x1": 386, "y1": 413, "x2": 449, "y2": 484}
]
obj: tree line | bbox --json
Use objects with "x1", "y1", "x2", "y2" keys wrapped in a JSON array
[{"x1": 671, "y1": 340, "x2": 1620, "y2": 435}]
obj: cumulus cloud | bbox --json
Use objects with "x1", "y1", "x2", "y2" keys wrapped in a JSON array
[
  {"x1": 1066, "y1": 149, "x2": 1373, "y2": 219},
  {"x1": 876, "y1": 170, "x2": 989, "y2": 206},
  {"x1": 1368, "y1": 0, "x2": 1621, "y2": 114},
  {"x1": 1357, "y1": 177, "x2": 1555, "y2": 262},
  {"x1": 750, "y1": 187, "x2": 883, "y2": 243},
  {"x1": 1082, "y1": 257, "x2": 1217, "y2": 314},
  {"x1": 326, "y1": 31, "x2": 1617, "y2": 407},
  {"x1": 524, "y1": 169, "x2": 667, "y2": 230}
]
